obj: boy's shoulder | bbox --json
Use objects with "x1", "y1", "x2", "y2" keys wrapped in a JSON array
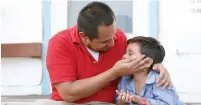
[
  {"x1": 146, "y1": 71, "x2": 160, "y2": 84},
  {"x1": 119, "y1": 71, "x2": 160, "y2": 84},
  {"x1": 120, "y1": 75, "x2": 130, "y2": 81},
  {"x1": 149, "y1": 70, "x2": 160, "y2": 76}
]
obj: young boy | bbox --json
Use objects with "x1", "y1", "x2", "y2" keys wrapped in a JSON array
[{"x1": 115, "y1": 36, "x2": 185, "y2": 105}]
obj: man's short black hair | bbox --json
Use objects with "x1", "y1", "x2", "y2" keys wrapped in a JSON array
[
  {"x1": 127, "y1": 36, "x2": 165, "y2": 67},
  {"x1": 77, "y1": 1, "x2": 115, "y2": 39}
]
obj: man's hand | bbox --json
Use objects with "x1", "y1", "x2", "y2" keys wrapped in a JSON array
[
  {"x1": 129, "y1": 56, "x2": 153, "y2": 74},
  {"x1": 153, "y1": 64, "x2": 172, "y2": 88},
  {"x1": 121, "y1": 54, "x2": 172, "y2": 88},
  {"x1": 112, "y1": 54, "x2": 148, "y2": 77},
  {"x1": 117, "y1": 54, "x2": 153, "y2": 75}
]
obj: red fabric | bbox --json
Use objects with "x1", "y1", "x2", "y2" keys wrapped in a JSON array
[{"x1": 46, "y1": 25, "x2": 127, "y2": 103}]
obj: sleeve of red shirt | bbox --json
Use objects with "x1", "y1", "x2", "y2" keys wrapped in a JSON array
[{"x1": 46, "y1": 35, "x2": 77, "y2": 84}]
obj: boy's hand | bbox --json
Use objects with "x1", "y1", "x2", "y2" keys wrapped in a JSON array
[
  {"x1": 130, "y1": 95, "x2": 142, "y2": 104},
  {"x1": 116, "y1": 90, "x2": 132, "y2": 104}
]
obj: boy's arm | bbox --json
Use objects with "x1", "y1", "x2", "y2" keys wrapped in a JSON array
[
  {"x1": 131, "y1": 83, "x2": 180, "y2": 105},
  {"x1": 115, "y1": 76, "x2": 128, "y2": 105},
  {"x1": 131, "y1": 96, "x2": 169, "y2": 105},
  {"x1": 145, "y1": 98, "x2": 169, "y2": 105},
  {"x1": 147, "y1": 83, "x2": 180, "y2": 105}
]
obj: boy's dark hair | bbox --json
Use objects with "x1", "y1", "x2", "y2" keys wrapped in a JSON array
[
  {"x1": 127, "y1": 36, "x2": 165, "y2": 68},
  {"x1": 77, "y1": 1, "x2": 115, "y2": 40}
]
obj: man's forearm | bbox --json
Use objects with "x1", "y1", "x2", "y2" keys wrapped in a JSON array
[{"x1": 59, "y1": 68, "x2": 118, "y2": 102}]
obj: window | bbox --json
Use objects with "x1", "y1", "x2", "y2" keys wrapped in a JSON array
[
  {"x1": 50, "y1": 0, "x2": 150, "y2": 38},
  {"x1": 67, "y1": 1, "x2": 133, "y2": 34}
]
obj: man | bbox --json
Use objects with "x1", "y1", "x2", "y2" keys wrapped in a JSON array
[{"x1": 32, "y1": 1, "x2": 171, "y2": 105}]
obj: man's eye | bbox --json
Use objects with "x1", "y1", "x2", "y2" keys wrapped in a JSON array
[
  {"x1": 101, "y1": 42, "x2": 107, "y2": 44},
  {"x1": 129, "y1": 53, "x2": 133, "y2": 56},
  {"x1": 101, "y1": 41, "x2": 108, "y2": 44}
]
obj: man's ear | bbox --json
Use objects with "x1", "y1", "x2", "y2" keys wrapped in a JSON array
[
  {"x1": 79, "y1": 32, "x2": 90, "y2": 43},
  {"x1": 79, "y1": 32, "x2": 87, "y2": 38}
]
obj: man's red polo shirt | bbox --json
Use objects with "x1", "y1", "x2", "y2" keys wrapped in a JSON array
[{"x1": 46, "y1": 25, "x2": 127, "y2": 103}]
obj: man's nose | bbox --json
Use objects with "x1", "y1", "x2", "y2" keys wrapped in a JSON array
[{"x1": 107, "y1": 39, "x2": 114, "y2": 47}]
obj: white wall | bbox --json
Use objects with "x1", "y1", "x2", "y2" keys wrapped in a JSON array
[
  {"x1": 1, "y1": 1, "x2": 43, "y2": 95},
  {"x1": 0, "y1": 1, "x2": 42, "y2": 43},
  {"x1": 159, "y1": 0, "x2": 201, "y2": 103},
  {"x1": 50, "y1": 0, "x2": 67, "y2": 36}
]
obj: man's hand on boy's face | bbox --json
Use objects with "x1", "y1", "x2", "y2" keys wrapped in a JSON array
[
  {"x1": 128, "y1": 55, "x2": 153, "y2": 74},
  {"x1": 121, "y1": 54, "x2": 153, "y2": 74},
  {"x1": 153, "y1": 64, "x2": 172, "y2": 89},
  {"x1": 112, "y1": 54, "x2": 147, "y2": 77}
]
